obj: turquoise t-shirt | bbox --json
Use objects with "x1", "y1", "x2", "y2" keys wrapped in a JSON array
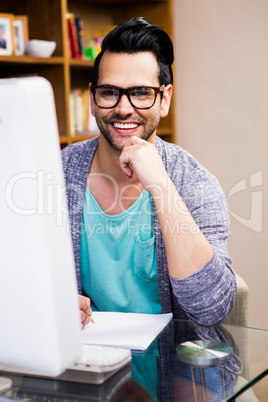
[
  {"x1": 131, "y1": 340, "x2": 159, "y2": 402},
  {"x1": 80, "y1": 187, "x2": 161, "y2": 314}
]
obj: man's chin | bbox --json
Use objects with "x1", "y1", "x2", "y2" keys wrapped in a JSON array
[
  {"x1": 101, "y1": 130, "x2": 155, "y2": 152},
  {"x1": 104, "y1": 137, "x2": 126, "y2": 153},
  {"x1": 103, "y1": 134, "x2": 133, "y2": 152}
]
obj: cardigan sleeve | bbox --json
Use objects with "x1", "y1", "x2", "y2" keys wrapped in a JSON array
[{"x1": 166, "y1": 146, "x2": 236, "y2": 325}]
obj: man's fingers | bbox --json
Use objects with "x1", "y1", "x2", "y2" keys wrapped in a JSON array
[
  {"x1": 121, "y1": 164, "x2": 133, "y2": 178},
  {"x1": 80, "y1": 311, "x2": 90, "y2": 328},
  {"x1": 78, "y1": 295, "x2": 92, "y2": 318}
]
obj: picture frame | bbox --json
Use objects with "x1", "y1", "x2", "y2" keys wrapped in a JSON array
[
  {"x1": 13, "y1": 16, "x2": 29, "y2": 56},
  {"x1": 0, "y1": 13, "x2": 14, "y2": 56}
]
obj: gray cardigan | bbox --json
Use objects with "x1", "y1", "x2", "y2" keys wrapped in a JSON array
[{"x1": 62, "y1": 136, "x2": 236, "y2": 325}]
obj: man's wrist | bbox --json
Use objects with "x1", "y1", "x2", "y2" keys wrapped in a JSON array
[{"x1": 148, "y1": 176, "x2": 179, "y2": 213}]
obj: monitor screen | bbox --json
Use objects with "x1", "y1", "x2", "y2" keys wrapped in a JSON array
[{"x1": 0, "y1": 77, "x2": 81, "y2": 376}]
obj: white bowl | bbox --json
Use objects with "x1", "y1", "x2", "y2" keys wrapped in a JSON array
[{"x1": 25, "y1": 40, "x2": 56, "y2": 58}]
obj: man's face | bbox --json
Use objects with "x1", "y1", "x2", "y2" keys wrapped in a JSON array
[{"x1": 91, "y1": 51, "x2": 171, "y2": 152}]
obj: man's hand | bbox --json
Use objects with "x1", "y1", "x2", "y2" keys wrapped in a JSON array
[
  {"x1": 79, "y1": 295, "x2": 92, "y2": 328},
  {"x1": 119, "y1": 136, "x2": 168, "y2": 192}
]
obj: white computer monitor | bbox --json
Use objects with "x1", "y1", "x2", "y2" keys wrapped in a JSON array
[{"x1": 0, "y1": 77, "x2": 81, "y2": 377}]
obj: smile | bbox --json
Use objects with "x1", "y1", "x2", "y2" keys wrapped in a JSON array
[{"x1": 113, "y1": 122, "x2": 139, "y2": 129}]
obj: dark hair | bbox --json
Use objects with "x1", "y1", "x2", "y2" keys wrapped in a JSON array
[{"x1": 91, "y1": 17, "x2": 174, "y2": 86}]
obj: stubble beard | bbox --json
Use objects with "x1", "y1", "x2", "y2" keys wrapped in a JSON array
[{"x1": 95, "y1": 113, "x2": 160, "y2": 152}]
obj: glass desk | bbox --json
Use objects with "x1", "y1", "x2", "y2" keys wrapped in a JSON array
[{"x1": 0, "y1": 320, "x2": 267, "y2": 401}]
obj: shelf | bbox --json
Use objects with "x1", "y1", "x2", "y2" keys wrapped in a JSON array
[
  {"x1": 157, "y1": 128, "x2": 172, "y2": 136},
  {"x1": 0, "y1": 55, "x2": 94, "y2": 67},
  {"x1": 70, "y1": 134, "x2": 99, "y2": 142},
  {"x1": 0, "y1": 55, "x2": 64, "y2": 65},
  {"x1": 69, "y1": 59, "x2": 94, "y2": 68},
  {"x1": 59, "y1": 136, "x2": 69, "y2": 144}
]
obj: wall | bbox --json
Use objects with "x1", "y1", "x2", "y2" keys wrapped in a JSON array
[{"x1": 173, "y1": 0, "x2": 268, "y2": 329}]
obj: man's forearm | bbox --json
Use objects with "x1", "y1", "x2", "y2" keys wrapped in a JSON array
[{"x1": 150, "y1": 178, "x2": 213, "y2": 279}]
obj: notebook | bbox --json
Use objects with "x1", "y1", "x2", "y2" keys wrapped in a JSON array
[{"x1": 81, "y1": 312, "x2": 173, "y2": 351}]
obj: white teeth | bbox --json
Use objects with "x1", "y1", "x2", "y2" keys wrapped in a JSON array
[{"x1": 113, "y1": 122, "x2": 139, "y2": 129}]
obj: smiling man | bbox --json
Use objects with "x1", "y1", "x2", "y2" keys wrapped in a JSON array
[{"x1": 62, "y1": 17, "x2": 236, "y2": 327}]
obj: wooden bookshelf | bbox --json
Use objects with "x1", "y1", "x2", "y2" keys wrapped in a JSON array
[{"x1": 0, "y1": 0, "x2": 174, "y2": 146}]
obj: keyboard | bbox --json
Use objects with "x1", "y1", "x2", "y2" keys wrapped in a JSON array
[
  {"x1": 0, "y1": 345, "x2": 132, "y2": 385},
  {"x1": 69, "y1": 344, "x2": 132, "y2": 372},
  {"x1": 60, "y1": 344, "x2": 132, "y2": 384}
]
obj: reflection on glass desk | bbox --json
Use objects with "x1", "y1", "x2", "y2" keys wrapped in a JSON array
[{"x1": 1, "y1": 320, "x2": 268, "y2": 401}]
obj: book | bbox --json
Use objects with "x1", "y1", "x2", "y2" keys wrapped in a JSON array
[
  {"x1": 69, "y1": 90, "x2": 76, "y2": 136},
  {"x1": 81, "y1": 312, "x2": 173, "y2": 351},
  {"x1": 67, "y1": 13, "x2": 80, "y2": 59},
  {"x1": 83, "y1": 88, "x2": 89, "y2": 131},
  {"x1": 74, "y1": 88, "x2": 84, "y2": 132},
  {"x1": 75, "y1": 17, "x2": 84, "y2": 58},
  {"x1": 69, "y1": 88, "x2": 99, "y2": 136}
]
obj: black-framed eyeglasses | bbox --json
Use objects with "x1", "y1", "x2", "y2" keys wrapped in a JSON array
[{"x1": 90, "y1": 85, "x2": 165, "y2": 109}]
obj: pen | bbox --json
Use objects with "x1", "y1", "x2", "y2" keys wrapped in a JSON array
[{"x1": 89, "y1": 315, "x2": 95, "y2": 324}]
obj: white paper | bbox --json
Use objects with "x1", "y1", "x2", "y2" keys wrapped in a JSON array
[{"x1": 81, "y1": 312, "x2": 173, "y2": 351}]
